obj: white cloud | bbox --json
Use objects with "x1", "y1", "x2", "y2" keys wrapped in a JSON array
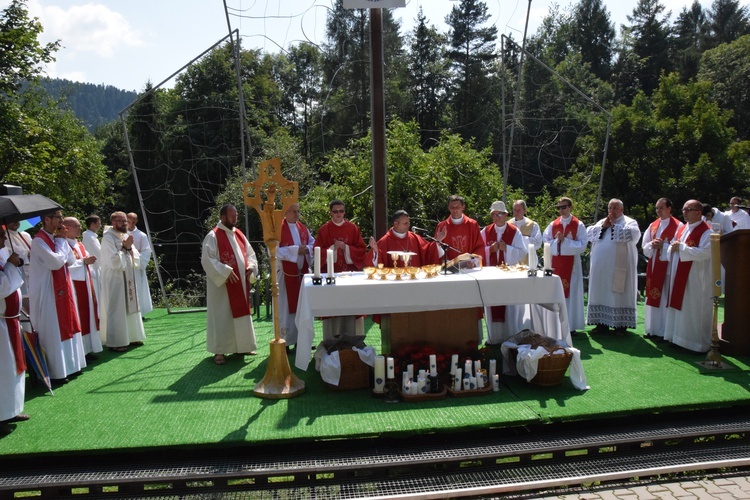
[{"x1": 29, "y1": 1, "x2": 143, "y2": 58}]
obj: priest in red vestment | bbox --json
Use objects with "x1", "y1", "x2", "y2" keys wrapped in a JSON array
[
  {"x1": 277, "y1": 203, "x2": 315, "y2": 349},
  {"x1": 314, "y1": 200, "x2": 367, "y2": 340},
  {"x1": 434, "y1": 195, "x2": 484, "y2": 266},
  {"x1": 642, "y1": 198, "x2": 680, "y2": 340},
  {"x1": 366, "y1": 210, "x2": 443, "y2": 268}
]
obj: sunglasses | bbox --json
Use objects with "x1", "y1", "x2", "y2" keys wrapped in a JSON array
[
  {"x1": 556, "y1": 205, "x2": 571, "y2": 210},
  {"x1": 331, "y1": 209, "x2": 345, "y2": 214}
]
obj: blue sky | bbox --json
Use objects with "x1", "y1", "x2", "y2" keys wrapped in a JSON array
[{"x1": 3, "y1": 0, "x2": 744, "y2": 92}]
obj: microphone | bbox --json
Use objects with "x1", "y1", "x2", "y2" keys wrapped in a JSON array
[
  {"x1": 411, "y1": 226, "x2": 430, "y2": 234},
  {"x1": 737, "y1": 206, "x2": 750, "y2": 210}
]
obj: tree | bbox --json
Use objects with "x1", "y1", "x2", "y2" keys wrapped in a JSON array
[
  {"x1": 445, "y1": 0, "x2": 499, "y2": 147},
  {"x1": 572, "y1": 0, "x2": 615, "y2": 81},
  {"x1": 408, "y1": 7, "x2": 450, "y2": 148},
  {"x1": 706, "y1": 0, "x2": 750, "y2": 48},
  {"x1": 698, "y1": 34, "x2": 750, "y2": 139},
  {"x1": 619, "y1": 0, "x2": 673, "y2": 96},
  {"x1": 285, "y1": 42, "x2": 323, "y2": 161},
  {"x1": 673, "y1": 1, "x2": 709, "y2": 81}
]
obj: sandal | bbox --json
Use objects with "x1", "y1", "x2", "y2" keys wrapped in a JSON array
[{"x1": 213, "y1": 354, "x2": 226, "y2": 365}]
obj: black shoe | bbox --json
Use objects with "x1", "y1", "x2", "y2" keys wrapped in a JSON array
[
  {"x1": 570, "y1": 331, "x2": 578, "y2": 336},
  {"x1": 86, "y1": 353, "x2": 99, "y2": 361},
  {"x1": 591, "y1": 324, "x2": 610, "y2": 334},
  {"x1": 0, "y1": 423, "x2": 13, "y2": 436},
  {"x1": 51, "y1": 378, "x2": 69, "y2": 387},
  {"x1": 614, "y1": 327, "x2": 627, "y2": 336}
]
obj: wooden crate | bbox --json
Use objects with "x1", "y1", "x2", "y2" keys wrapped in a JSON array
[{"x1": 326, "y1": 349, "x2": 371, "y2": 390}]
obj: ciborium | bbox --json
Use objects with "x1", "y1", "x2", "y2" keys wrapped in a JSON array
[{"x1": 363, "y1": 266, "x2": 377, "y2": 280}]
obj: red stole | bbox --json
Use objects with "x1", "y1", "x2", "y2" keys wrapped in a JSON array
[
  {"x1": 35, "y1": 231, "x2": 80, "y2": 341},
  {"x1": 70, "y1": 242, "x2": 100, "y2": 334},
  {"x1": 0, "y1": 265, "x2": 24, "y2": 375},
  {"x1": 280, "y1": 219, "x2": 310, "y2": 314},
  {"x1": 551, "y1": 216, "x2": 580, "y2": 298},
  {"x1": 214, "y1": 227, "x2": 252, "y2": 319},
  {"x1": 669, "y1": 221, "x2": 710, "y2": 311},
  {"x1": 486, "y1": 224, "x2": 518, "y2": 322},
  {"x1": 645, "y1": 217, "x2": 679, "y2": 307}
]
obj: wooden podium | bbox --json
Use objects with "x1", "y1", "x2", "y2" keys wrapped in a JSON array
[
  {"x1": 720, "y1": 229, "x2": 750, "y2": 356},
  {"x1": 380, "y1": 308, "x2": 479, "y2": 355}
]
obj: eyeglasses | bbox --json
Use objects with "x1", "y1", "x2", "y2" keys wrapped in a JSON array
[
  {"x1": 556, "y1": 205, "x2": 571, "y2": 210},
  {"x1": 331, "y1": 209, "x2": 345, "y2": 214}
]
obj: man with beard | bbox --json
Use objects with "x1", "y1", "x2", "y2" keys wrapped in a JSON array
[
  {"x1": 29, "y1": 210, "x2": 85, "y2": 382},
  {"x1": 99, "y1": 212, "x2": 146, "y2": 352},
  {"x1": 201, "y1": 204, "x2": 258, "y2": 365}
]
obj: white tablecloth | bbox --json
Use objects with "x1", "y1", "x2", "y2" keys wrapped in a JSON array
[{"x1": 294, "y1": 267, "x2": 571, "y2": 370}]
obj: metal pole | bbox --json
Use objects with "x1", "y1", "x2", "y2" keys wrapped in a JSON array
[{"x1": 370, "y1": 8, "x2": 388, "y2": 239}]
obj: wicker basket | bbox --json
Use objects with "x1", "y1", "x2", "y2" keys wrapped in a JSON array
[
  {"x1": 326, "y1": 348, "x2": 371, "y2": 391},
  {"x1": 529, "y1": 347, "x2": 572, "y2": 386}
]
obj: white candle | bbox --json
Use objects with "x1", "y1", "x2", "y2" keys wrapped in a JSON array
[
  {"x1": 464, "y1": 360, "x2": 472, "y2": 378},
  {"x1": 386, "y1": 357, "x2": 395, "y2": 379},
  {"x1": 477, "y1": 371, "x2": 485, "y2": 389},
  {"x1": 463, "y1": 376, "x2": 470, "y2": 390},
  {"x1": 429, "y1": 354, "x2": 437, "y2": 376},
  {"x1": 402, "y1": 372, "x2": 411, "y2": 393},
  {"x1": 493, "y1": 374, "x2": 500, "y2": 392},
  {"x1": 450, "y1": 354, "x2": 458, "y2": 375},
  {"x1": 417, "y1": 376, "x2": 427, "y2": 394},
  {"x1": 418, "y1": 369, "x2": 426, "y2": 380},
  {"x1": 454, "y1": 369, "x2": 462, "y2": 391},
  {"x1": 528, "y1": 243, "x2": 537, "y2": 269},
  {"x1": 543, "y1": 242, "x2": 552, "y2": 270},
  {"x1": 489, "y1": 359, "x2": 497, "y2": 382},
  {"x1": 373, "y1": 355, "x2": 385, "y2": 393},
  {"x1": 411, "y1": 378, "x2": 419, "y2": 394},
  {"x1": 407, "y1": 364, "x2": 414, "y2": 381},
  {"x1": 474, "y1": 360, "x2": 481, "y2": 377},
  {"x1": 313, "y1": 247, "x2": 321, "y2": 278},
  {"x1": 326, "y1": 248, "x2": 334, "y2": 277},
  {"x1": 469, "y1": 376, "x2": 476, "y2": 390}
]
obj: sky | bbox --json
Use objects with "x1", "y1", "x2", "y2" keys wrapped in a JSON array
[{"x1": 2, "y1": 0, "x2": 746, "y2": 92}]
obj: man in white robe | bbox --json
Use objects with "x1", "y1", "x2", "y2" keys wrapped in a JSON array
[
  {"x1": 29, "y1": 210, "x2": 86, "y2": 382},
  {"x1": 99, "y1": 212, "x2": 146, "y2": 351},
  {"x1": 0, "y1": 228, "x2": 29, "y2": 435},
  {"x1": 642, "y1": 198, "x2": 680, "y2": 340},
  {"x1": 62, "y1": 217, "x2": 103, "y2": 359},
  {"x1": 480, "y1": 201, "x2": 528, "y2": 344},
  {"x1": 587, "y1": 199, "x2": 642, "y2": 335},
  {"x1": 542, "y1": 197, "x2": 588, "y2": 334},
  {"x1": 201, "y1": 204, "x2": 258, "y2": 365},
  {"x1": 724, "y1": 196, "x2": 750, "y2": 230},
  {"x1": 127, "y1": 212, "x2": 153, "y2": 316},
  {"x1": 509, "y1": 200, "x2": 543, "y2": 265},
  {"x1": 82, "y1": 215, "x2": 102, "y2": 300},
  {"x1": 276, "y1": 203, "x2": 314, "y2": 349},
  {"x1": 664, "y1": 200, "x2": 713, "y2": 352}
]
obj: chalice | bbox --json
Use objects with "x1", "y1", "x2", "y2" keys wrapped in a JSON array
[
  {"x1": 407, "y1": 266, "x2": 420, "y2": 280},
  {"x1": 363, "y1": 267, "x2": 377, "y2": 280},
  {"x1": 401, "y1": 251, "x2": 416, "y2": 268},
  {"x1": 391, "y1": 267, "x2": 405, "y2": 281},
  {"x1": 376, "y1": 265, "x2": 391, "y2": 281},
  {"x1": 388, "y1": 251, "x2": 402, "y2": 269}
]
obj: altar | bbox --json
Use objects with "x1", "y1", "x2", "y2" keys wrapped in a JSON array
[{"x1": 293, "y1": 267, "x2": 572, "y2": 371}]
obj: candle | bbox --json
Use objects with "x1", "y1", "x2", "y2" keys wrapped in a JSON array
[
  {"x1": 464, "y1": 360, "x2": 472, "y2": 378},
  {"x1": 543, "y1": 242, "x2": 552, "y2": 270},
  {"x1": 489, "y1": 359, "x2": 497, "y2": 382},
  {"x1": 386, "y1": 357, "x2": 395, "y2": 379},
  {"x1": 450, "y1": 354, "x2": 458, "y2": 375},
  {"x1": 313, "y1": 247, "x2": 321, "y2": 278},
  {"x1": 711, "y1": 233, "x2": 721, "y2": 296},
  {"x1": 463, "y1": 376, "x2": 470, "y2": 390},
  {"x1": 417, "y1": 375, "x2": 427, "y2": 394},
  {"x1": 469, "y1": 376, "x2": 476, "y2": 390},
  {"x1": 373, "y1": 356, "x2": 385, "y2": 393},
  {"x1": 454, "y1": 369, "x2": 462, "y2": 391},
  {"x1": 474, "y1": 360, "x2": 481, "y2": 377},
  {"x1": 326, "y1": 248, "x2": 334, "y2": 277},
  {"x1": 477, "y1": 370, "x2": 485, "y2": 389},
  {"x1": 492, "y1": 374, "x2": 500, "y2": 392},
  {"x1": 402, "y1": 372, "x2": 411, "y2": 393},
  {"x1": 429, "y1": 354, "x2": 437, "y2": 376},
  {"x1": 528, "y1": 243, "x2": 536, "y2": 269},
  {"x1": 418, "y1": 369, "x2": 426, "y2": 380},
  {"x1": 411, "y1": 378, "x2": 418, "y2": 395},
  {"x1": 407, "y1": 364, "x2": 414, "y2": 381}
]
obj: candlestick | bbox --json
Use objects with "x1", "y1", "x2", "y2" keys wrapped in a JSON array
[
  {"x1": 543, "y1": 242, "x2": 552, "y2": 270},
  {"x1": 313, "y1": 247, "x2": 321, "y2": 278},
  {"x1": 326, "y1": 248, "x2": 334, "y2": 278},
  {"x1": 373, "y1": 355, "x2": 385, "y2": 393},
  {"x1": 386, "y1": 357, "x2": 395, "y2": 379},
  {"x1": 711, "y1": 233, "x2": 721, "y2": 297}
]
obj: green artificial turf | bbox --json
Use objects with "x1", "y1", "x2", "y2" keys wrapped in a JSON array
[{"x1": 1, "y1": 301, "x2": 748, "y2": 458}]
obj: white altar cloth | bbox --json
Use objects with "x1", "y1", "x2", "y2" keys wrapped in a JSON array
[{"x1": 294, "y1": 267, "x2": 571, "y2": 370}]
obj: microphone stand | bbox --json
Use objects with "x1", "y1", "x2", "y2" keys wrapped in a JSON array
[{"x1": 413, "y1": 229, "x2": 462, "y2": 275}]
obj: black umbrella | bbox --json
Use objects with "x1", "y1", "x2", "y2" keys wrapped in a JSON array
[{"x1": 0, "y1": 194, "x2": 62, "y2": 224}]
